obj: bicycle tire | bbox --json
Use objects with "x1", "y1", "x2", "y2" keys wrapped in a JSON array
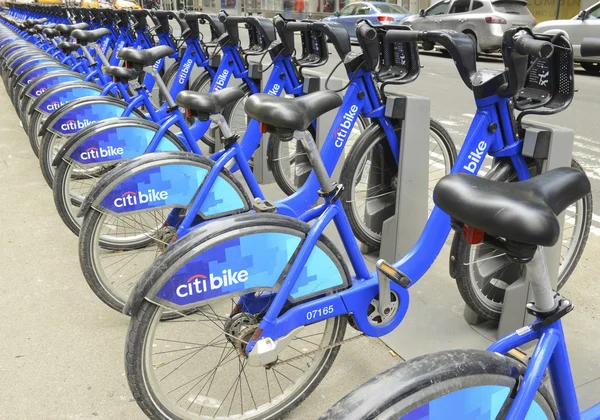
[
  {"x1": 27, "y1": 109, "x2": 45, "y2": 157},
  {"x1": 451, "y1": 158, "x2": 592, "y2": 321},
  {"x1": 267, "y1": 115, "x2": 369, "y2": 197},
  {"x1": 52, "y1": 131, "x2": 186, "y2": 237},
  {"x1": 78, "y1": 155, "x2": 251, "y2": 313},
  {"x1": 125, "y1": 213, "x2": 350, "y2": 419},
  {"x1": 340, "y1": 118, "x2": 456, "y2": 249},
  {"x1": 319, "y1": 349, "x2": 556, "y2": 420}
]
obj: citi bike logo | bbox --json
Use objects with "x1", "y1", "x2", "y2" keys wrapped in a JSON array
[
  {"x1": 35, "y1": 87, "x2": 47, "y2": 96},
  {"x1": 115, "y1": 41, "x2": 125, "y2": 52},
  {"x1": 177, "y1": 59, "x2": 193, "y2": 85},
  {"x1": 213, "y1": 69, "x2": 229, "y2": 91},
  {"x1": 46, "y1": 100, "x2": 66, "y2": 112},
  {"x1": 266, "y1": 83, "x2": 281, "y2": 96},
  {"x1": 176, "y1": 270, "x2": 249, "y2": 298},
  {"x1": 463, "y1": 140, "x2": 487, "y2": 174},
  {"x1": 334, "y1": 104, "x2": 358, "y2": 148},
  {"x1": 80, "y1": 145, "x2": 123, "y2": 160},
  {"x1": 113, "y1": 189, "x2": 169, "y2": 208},
  {"x1": 60, "y1": 119, "x2": 94, "y2": 131}
]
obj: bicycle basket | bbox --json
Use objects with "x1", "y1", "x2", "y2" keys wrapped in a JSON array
[{"x1": 515, "y1": 32, "x2": 574, "y2": 114}]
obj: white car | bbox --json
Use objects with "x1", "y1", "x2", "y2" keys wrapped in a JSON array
[{"x1": 534, "y1": 1, "x2": 600, "y2": 73}]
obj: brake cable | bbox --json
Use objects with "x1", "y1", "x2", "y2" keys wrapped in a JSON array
[{"x1": 325, "y1": 60, "x2": 365, "y2": 93}]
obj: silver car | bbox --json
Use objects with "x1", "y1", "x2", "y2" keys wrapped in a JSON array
[
  {"x1": 534, "y1": 1, "x2": 600, "y2": 73},
  {"x1": 401, "y1": 0, "x2": 536, "y2": 54}
]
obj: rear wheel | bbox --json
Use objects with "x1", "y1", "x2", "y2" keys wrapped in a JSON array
[
  {"x1": 319, "y1": 349, "x2": 556, "y2": 420},
  {"x1": 340, "y1": 119, "x2": 456, "y2": 249},
  {"x1": 452, "y1": 158, "x2": 592, "y2": 321}
]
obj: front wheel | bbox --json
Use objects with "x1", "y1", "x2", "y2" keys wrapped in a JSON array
[
  {"x1": 319, "y1": 349, "x2": 557, "y2": 420},
  {"x1": 340, "y1": 119, "x2": 456, "y2": 249},
  {"x1": 452, "y1": 158, "x2": 592, "y2": 321}
]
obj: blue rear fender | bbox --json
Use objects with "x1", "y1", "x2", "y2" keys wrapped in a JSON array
[
  {"x1": 77, "y1": 151, "x2": 251, "y2": 220},
  {"x1": 29, "y1": 81, "x2": 104, "y2": 116},
  {"x1": 40, "y1": 96, "x2": 145, "y2": 137},
  {"x1": 123, "y1": 213, "x2": 350, "y2": 317},
  {"x1": 52, "y1": 117, "x2": 185, "y2": 166}
]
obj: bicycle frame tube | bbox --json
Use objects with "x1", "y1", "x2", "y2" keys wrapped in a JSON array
[
  {"x1": 278, "y1": 71, "x2": 382, "y2": 216},
  {"x1": 488, "y1": 319, "x2": 583, "y2": 419},
  {"x1": 392, "y1": 94, "x2": 523, "y2": 283}
]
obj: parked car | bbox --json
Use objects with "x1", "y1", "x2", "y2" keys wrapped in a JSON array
[
  {"x1": 534, "y1": 1, "x2": 600, "y2": 73},
  {"x1": 401, "y1": 0, "x2": 536, "y2": 54},
  {"x1": 322, "y1": 2, "x2": 411, "y2": 41}
]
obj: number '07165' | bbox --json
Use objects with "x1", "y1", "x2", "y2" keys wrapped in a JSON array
[{"x1": 306, "y1": 305, "x2": 335, "y2": 321}]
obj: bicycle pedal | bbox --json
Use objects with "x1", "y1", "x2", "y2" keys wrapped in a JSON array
[
  {"x1": 253, "y1": 198, "x2": 277, "y2": 213},
  {"x1": 376, "y1": 260, "x2": 411, "y2": 288}
]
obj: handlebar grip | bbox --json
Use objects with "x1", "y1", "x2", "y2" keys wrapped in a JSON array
[
  {"x1": 581, "y1": 37, "x2": 600, "y2": 57},
  {"x1": 282, "y1": 21, "x2": 312, "y2": 32},
  {"x1": 356, "y1": 22, "x2": 376, "y2": 42},
  {"x1": 514, "y1": 34, "x2": 553, "y2": 59},
  {"x1": 385, "y1": 29, "x2": 422, "y2": 44}
]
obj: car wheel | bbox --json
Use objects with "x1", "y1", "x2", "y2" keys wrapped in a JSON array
[{"x1": 580, "y1": 62, "x2": 600, "y2": 74}]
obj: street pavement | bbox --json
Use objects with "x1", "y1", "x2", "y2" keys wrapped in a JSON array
[{"x1": 1, "y1": 44, "x2": 599, "y2": 419}]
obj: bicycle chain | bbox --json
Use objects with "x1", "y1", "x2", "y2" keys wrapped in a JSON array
[{"x1": 273, "y1": 333, "x2": 366, "y2": 366}]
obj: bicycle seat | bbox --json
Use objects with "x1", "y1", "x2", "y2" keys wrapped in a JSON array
[
  {"x1": 71, "y1": 28, "x2": 111, "y2": 44},
  {"x1": 42, "y1": 27, "x2": 59, "y2": 38},
  {"x1": 106, "y1": 65, "x2": 142, "y2": 81},
  {"x1": 118, "y1": 46, "x2": 174, "y2": 67},
  {"x1": 244, "y1": 90, "x2": 342, "y2": 132},
  {"x1": 56, "y1": 23, "x2": 89, "y2": 37},
  {"x1": 33, "y1": 24, "x2": 44, "y2": 32},
  {"x1": 57, "y1": 41, "x2": 80, "y2": 53},
  {"x1": 433, "y1": 167, "x2": 590, "y2": 247},
  {"x1": 176, "y1": 87, "x2": 245, "y2": 117}
]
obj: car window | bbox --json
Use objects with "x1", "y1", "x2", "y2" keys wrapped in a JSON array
[
  {"x1": 449, "y1": 0, "x2": 470, "y2": 14},
  {"x1": 355, "y1": 5, "x2": 372, "y2": 15},
  {"x1": 492, "y1": 1, "x2": 530, "y2": 14},
  {"x1": 587, "y1": 4, "x2": 600, "y2": 19},
  {"x1": 376, "y1": 4, "x2": 410, "y2": 14},
  {"x1": 339, "y1": 4, "x2": 358, "y2": 15},
  {"x1": 471, "y1": 1, "x2": 483, "y2": 10},
  {"x1": 426, "y1": 1, "x2": 450, "y2": 15}
]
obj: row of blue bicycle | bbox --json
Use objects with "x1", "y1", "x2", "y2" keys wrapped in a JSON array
[{"x1": 1, "y1": 2, "x2": 598, "y2": 419}]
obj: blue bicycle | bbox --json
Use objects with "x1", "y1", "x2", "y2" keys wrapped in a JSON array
[
  {"x1": 73, "y1": 19, "x2": 452, "y2": 313},
  {"x1": 120, "y1": 26, "x2": 591, "y2": 419}
]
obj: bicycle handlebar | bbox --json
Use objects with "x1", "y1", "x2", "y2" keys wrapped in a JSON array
[
  {"x1": 514, "y1": 32, "x2": 553, "y2": 59},
  {"x1": 581, "y1": 37, "x2": 600, "y2": 57}
]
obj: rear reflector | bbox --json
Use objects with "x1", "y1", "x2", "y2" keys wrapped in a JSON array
[
  {"x1": 463, "y1": 224, "x2": 485, "y2": 244},
  {"x1": 260, "y1": 122, "x2": 267, "y2": 134}
]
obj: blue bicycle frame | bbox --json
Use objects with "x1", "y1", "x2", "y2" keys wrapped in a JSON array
[
  {"x1": 241, "y1": 91, "x2": 534, "y2": 355},
  {"x1": 489, "y1": 317, "x2": 600, "y2": 419}
]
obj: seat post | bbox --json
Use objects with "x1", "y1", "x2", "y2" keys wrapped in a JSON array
[
  {"x1": 148, "y1": 66, "x2": 176, "y2": 108},
  {"x1": 527, "y1": 247, "x2": 556, "y2": 312},
  {"x1": 92, "y1": 42, "x2": 110, "y2": 69},
  {"x1": 297, "y1": 131, "x2": 335, "y2": 195}
]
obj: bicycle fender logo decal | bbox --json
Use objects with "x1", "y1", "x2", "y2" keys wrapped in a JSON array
[
  {"x1": 23, "y1": 67, "x2": 64, "y2": 86},
  {"x1": 28, "y1": 75, "x2": 82, "y2": 99},
  {"x1": 98, "y1": 164, "x2": 246, "y2": 215},
  {"x1": 113, "y1": 189, "x2": 169, "y2": 208},
  {"x1": 60, "y1": 119, "x2": 94, "y2": 132},
  {"x1": 334, "y1": 105, "x2": 359, "y2": 148},
  {"x1": 177, "y1": 59, "x2": 193, "y2": 85},
  {"x1": 213, "y1": 69, "x2": 230, "y2": 91},
  {"x1": 175, "y1": 270, "x2": 249, "y2": 298},
  {"x1": 463, "y1": 140, "x2": 487, "y2": 174},
  {"x1": 155, "y1": 232, "x2": 345, "y2": 306},
  {"x1": 70, "y1": 126, "x2": 178, "y2": 164}
]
